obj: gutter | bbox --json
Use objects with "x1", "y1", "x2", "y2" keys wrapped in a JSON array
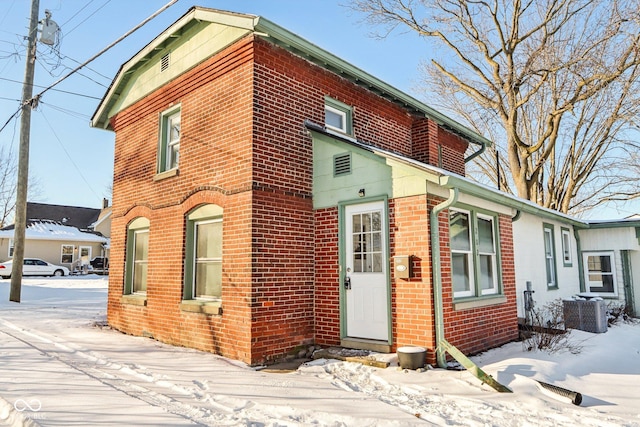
[
  {"x1": 430, "y1": 187, "x2": 458, "y2": 368},
  {"x1": 573, "y1": 225, "x2": 586, "y2": 293}
]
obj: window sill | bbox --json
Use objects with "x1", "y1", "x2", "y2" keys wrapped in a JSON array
[
  {"x1": 154, "y1": 168, "x2": 179, "y2": 181},
  {"x1": 121, "y1": 294, "x2": 147, "y2": 306},
  {"x1": 180, "y1": 299, "x2": 222, "y2": 315},
  {"x1": 454, "y1": 295, "x2": 507, "y2": 311}
]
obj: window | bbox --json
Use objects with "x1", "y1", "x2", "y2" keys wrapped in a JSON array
[
  {"x1": 351, "y1": 210, "x2": 383, "y2": 273},
  {"x1": 124, "y1": 217, "x2": 150, "y2": 295},
  {"x1": 543, "y1": 224, "x2": 558, "y2": 288},
  {"x1": 61, "y1": 245, "x2": 74, "y2": 264},
  {"x1": 449, "y1": 208, "x2": 499, "y2": 298},
  {"x1": 561, "y1": 227, "x2": 572, "y2": 267},
  {"x1": 184, "y1": 205, "x2": 223, "y2": 301},
  {"x1": 583, "y1": 252, "x2": 617, "y2": 295},
  {"x1": 158, "y1": 106, "x2": 181, "y2": 173},
  {"x1": 325, "y1": 97, "x2": 352, "y2": 135},
  {"x1": 8, "y1": 239, "x2": 14, "y2": 257}
]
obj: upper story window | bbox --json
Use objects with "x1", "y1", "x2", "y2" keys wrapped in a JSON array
[
  {"x1": 158, "y1": 105, "x2": 181, "y2": 173},
  {"x1": 325, "y1": 97, "x2": 353, "y2": 135},
  {"x1": 449, "y1": 208, "x2": 500, "y2": 299}
]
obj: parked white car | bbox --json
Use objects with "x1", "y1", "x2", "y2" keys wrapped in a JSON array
[{"x1": 0, "y1": 258, "x2": 70, "y2": 278}]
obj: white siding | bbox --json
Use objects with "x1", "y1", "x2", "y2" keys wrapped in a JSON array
[{"x1": 512, "y1": 212, "x2": 580, "y2": 318}]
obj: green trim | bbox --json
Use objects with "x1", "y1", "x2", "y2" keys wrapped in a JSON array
[
  {"x1": 157, "y1": 105, "x2": 181, "y2": 174},
  {"x1": 542, "y1": 223, "x2": 559, "y2": 290},
  {"x1": 93, "y1": 7, "x2": 491, "y2": 149},
  {"x1": 338, "y1": 196, "x2": 392, "y2": 345},
  {"x1": 332, "y1": 152, "x2": 352, "y2": 177},
  {"x1": 325, "y1": 96, "x2": 353, "y2": 135},
  {"x1": 124, "y1": 217, "x2": 150, "y2": 295},
  {"x1": 573, "y1": 225, "x2": 585, "y2": 292},
  {"x1": 561, "y1": 227, "x2": 573, "y2": 267},
  {"x1": 621, "y1": 250, "x2": 636, "y2": 316},
  {"x1": 449, "y1": 202, "x2": 503, "y2": 300},
  {"x1": 183, "y1": 204, "x2": 224, "y2": 301}
]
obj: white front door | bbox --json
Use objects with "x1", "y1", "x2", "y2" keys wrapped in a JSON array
[
  {"x1": 344, "y1": 201, "x2": 389, "y2": 341},
  {"x1": 80, "y1": 246, "x2": 91, "y2": 266}
]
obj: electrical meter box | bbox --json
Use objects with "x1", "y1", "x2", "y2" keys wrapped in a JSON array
[{"x1": 394, "y1": 255, "x2": 412, "y2": 279}]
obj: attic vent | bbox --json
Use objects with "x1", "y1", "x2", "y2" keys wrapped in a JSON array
[
  {"x1": 334, "y1": 153, "x2": 352, "y2": 176},
  {"x1": 160, "y1": 52, "x2": 170, "y2": 72}
]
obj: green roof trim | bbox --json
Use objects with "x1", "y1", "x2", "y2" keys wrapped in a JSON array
[{"x1": 91, "y1": 6, "x2": 491, "y2": 149}]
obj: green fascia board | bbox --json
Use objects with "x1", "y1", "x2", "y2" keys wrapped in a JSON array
[
  {"x1": 91, "y1": 7, "x2": 260, "y2": 129},
  {"x1": 585, "y1": 219, "x2": 640, "y2": 229},
  {"x1": 253, "y1": 17, "x2": 490, "y2": 148},
  {"x1": 307, "y1": 121, "x2": 589, "y2": 227},
  {"x1": 92, "y1": 6, "x2": 491, "y2": 150}
]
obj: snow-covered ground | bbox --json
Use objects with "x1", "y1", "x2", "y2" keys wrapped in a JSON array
[{"x1": 0, "y1": 276, "x2": 639, "y2": 426}]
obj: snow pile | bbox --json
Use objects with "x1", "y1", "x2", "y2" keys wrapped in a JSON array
[{"x1": 1, "y1": 276, "x2": 639, "y2": 426}]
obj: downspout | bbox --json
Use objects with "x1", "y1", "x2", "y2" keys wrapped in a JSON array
[
  {"x1": 464, "y1": 139, "x2": 486, "y2": 164},
  {"x1": 573, "y1": 225, "x2": 585, "y2": 293},
  {"x1": 430, "y1": 187, "x2": 458, "y2": 368},
  {"x1": 511, "y1": 210, "x2": 521, "y2": 222}
]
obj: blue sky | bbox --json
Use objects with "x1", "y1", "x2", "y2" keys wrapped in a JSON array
[
  {"x1": 0, "y1": 0, "x2": 424, "y2": 211},
  {"x1": 0, "y1": 1, "x2": 636, "y2": 219}
]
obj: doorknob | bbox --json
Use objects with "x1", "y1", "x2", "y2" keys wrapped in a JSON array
[{"x1": 344, "y1": 276, "x2": 351, "y2": 290}]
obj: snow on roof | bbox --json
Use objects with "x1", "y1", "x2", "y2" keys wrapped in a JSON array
[{"x1": 0, "y1": 221, "x2": 107, "y2": 243}]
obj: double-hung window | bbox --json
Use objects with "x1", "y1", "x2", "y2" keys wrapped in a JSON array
[
  {"x1": 324, "y1": 97, "x2": 353, "y2": 135},
  {"x1": 158, "y1": 106, "x2": 181, "y2": 173},
  {"x1": 449, "y1": 208, "x2": 499, "y2": 298},
  {"x1": 583, "y1": 251, "x2": 617, "y2": 295},
  {"x1": 184, "y1": 205, "x2": 223, "y2": 301},
  {"x1": 61, "y1": 244, "x2": 74, "y2": 264},
  {"x1": 125, "y1": 217, "x2": 150, "y2": 295},
  {"x1": 543, "y1": 223, "x2": 558, "y2": 289},
  {"x1": 561, "y1": 227, "x2": 572, "y2": 267}
]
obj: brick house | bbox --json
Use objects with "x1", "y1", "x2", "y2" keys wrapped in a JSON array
[{"x1": 91, "y1": 7, "x2": 520, "y2": 366}]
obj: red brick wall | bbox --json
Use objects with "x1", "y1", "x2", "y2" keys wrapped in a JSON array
[
  {"x1": 313, "y1": 207, "x2": 341, "y2": 345},
  {"x1": 108, "y1": 38, "x2": 256, "y2": 363},
  {"x1": 389, "y1": 196, "x2": 436, "y2": 351},
  {"x1": 412, "y1": 118, "x2": 468, "y2": 176},
  {"x1": 107, "y1": 28, "x2": 509, "y2": 366},
  {"x1": 433, "y1": 197, "x2": 519, "y2": 362}
]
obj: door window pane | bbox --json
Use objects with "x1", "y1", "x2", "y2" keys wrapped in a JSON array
[{"x1": 351, "y1": 211, "x2": 383, "y2": 273}]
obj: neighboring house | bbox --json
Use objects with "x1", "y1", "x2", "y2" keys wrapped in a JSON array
[
  {"x1": 91, "y1": 7, "x2": 524, "y2": 366},
  {"x1": 512, "y1": 210, "x2": 640, "y2": 320},
  {"x1": 0, "y1": 202, "x2": 108, "y2": 270}
]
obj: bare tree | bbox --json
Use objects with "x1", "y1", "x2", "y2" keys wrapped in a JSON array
[
  {"x1": 0, "y1": 146, "x2": 43, "y2": 227},
  {"x1": 350, "y1": 0, "x2": 640, "y2": 214}
]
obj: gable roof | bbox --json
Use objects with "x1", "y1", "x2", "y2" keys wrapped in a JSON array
[
  {"x1": 25, "y1": 202, "x2": 100, "y2": 230},
  {"x1": 91, "y1": 6, "x2": 491, "y2": 149},
  {"x1": 305, "y1": 120, "x2": 589, "y2": 227},
  {"x1": 0, "y1": 220, "x2": 107, "y2": 243}
]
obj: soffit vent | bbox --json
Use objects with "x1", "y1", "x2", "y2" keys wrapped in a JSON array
[
  {"x1": 334, "y1": 153, "x2": 352, "y2": 176},
  {"x1": 160, "y1": 52, "x2": 170, "y2": 72}
]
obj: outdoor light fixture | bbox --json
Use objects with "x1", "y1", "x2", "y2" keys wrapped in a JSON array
[{"x1": 358, "y1": 188, "x2": 365, "y2": 197}]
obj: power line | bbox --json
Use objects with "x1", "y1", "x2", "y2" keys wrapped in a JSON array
[
  {"x1": 39, "y1": 108, "x2": 101, "y2": 202},
  {"x1": 33, "y1": 0, "x2": 179, "y2": 102},
  {"x1": 0, "y1": 77, "x2": 102, "y2": 100}
]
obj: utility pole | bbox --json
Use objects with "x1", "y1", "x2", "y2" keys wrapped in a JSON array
[{"x1": 10, "y1": 0, "x2": 40, "y2": 302}]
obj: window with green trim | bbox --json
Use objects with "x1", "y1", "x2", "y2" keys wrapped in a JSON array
[
  {"x1": 561, "y1": 227, "x2": 572, "y2": 267},
  {"x1": 449, "y1": 208, "x2": 500, "y2": 298},
  {"x1": 124, "y1": 217, "x2": 150, "y2": 295},
  {"x1": 325, "y1": 97, "x2": 353, "y2": 135},
  {"x1": 184, "y1": 204, "x2": 223, "y2": 301},
  {"x1": 543, "y1": 223, "x2": 558, "y2": 288},
  {"x1": 158, "y1": 106, "x2": 180, "y2": 173}
]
